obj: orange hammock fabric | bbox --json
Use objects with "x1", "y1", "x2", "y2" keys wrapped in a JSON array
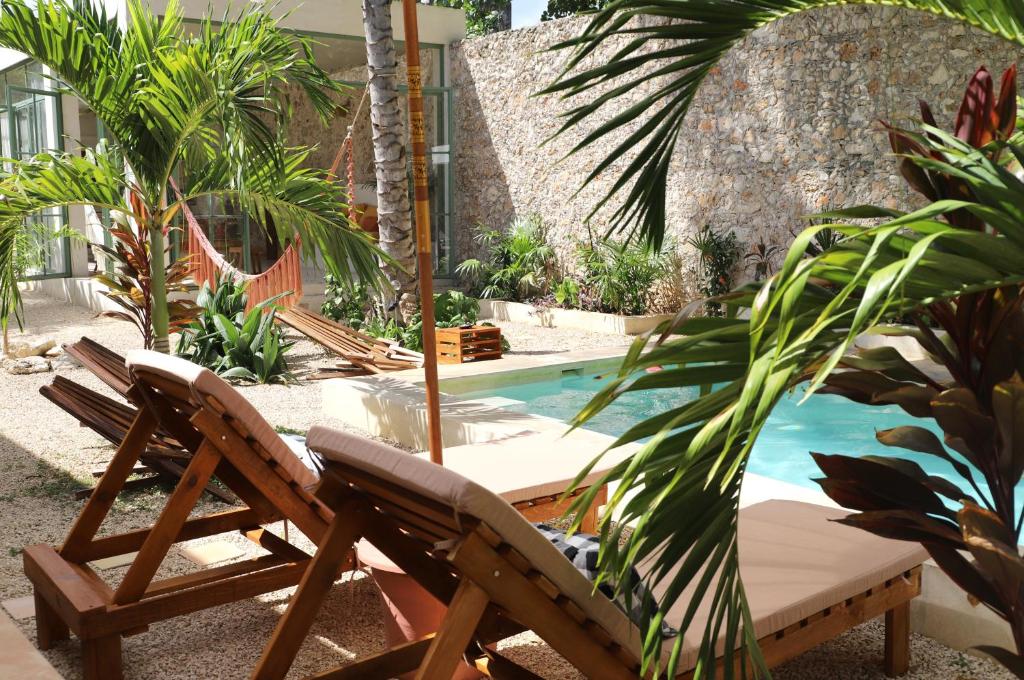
[{"x1": 182, "y1": 201, "x2": 303, "y2": 312}]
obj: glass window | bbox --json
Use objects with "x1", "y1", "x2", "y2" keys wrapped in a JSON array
[{"x1": 3, "y1": 65, "x2": 69, "y2": 279}]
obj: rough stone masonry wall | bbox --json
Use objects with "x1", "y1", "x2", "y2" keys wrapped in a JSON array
[{"x1": 450, "y1": 6, "x2": 1024, "y2": 306}]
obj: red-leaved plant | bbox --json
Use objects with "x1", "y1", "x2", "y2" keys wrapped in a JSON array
[{"x1": 813, "y1": 65, "x2": 1024, "y2": 676}]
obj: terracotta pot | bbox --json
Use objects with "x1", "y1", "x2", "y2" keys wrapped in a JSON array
[{"x1": 357, "y1": 540, "x2": 483, "y2": 679}]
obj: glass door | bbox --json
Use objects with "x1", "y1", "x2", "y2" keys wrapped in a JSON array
[
  {"x1": 421, "y1": 88, "x2": 453, "y2": 278},
  {"x1": 8, "y1": 85, "x2": 69, "y2": 279}
]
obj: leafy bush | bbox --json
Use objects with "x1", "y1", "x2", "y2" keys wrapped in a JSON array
[
  {"x1": 369, "y1": 291, "x2": 483, "y2": 353},
  {"x1": 576, "y1": 239, "x2": 669, "y2": 315},
  {"x1": 553, "y1": 277, "x2": 580, "y2": 308},
  {"x1": 687, "y1": 225, "x2": 740, "y2": 316},
  {"x1": 320, "y1": 274, "x2": 370, "y2": 329},
  {"x1": 93, "y1": 225, "x2": 198, "y2": 350},
  {"x1": 456, "y1": 215, "x2": 555, "y2": 301},
  {"x1": 175, "y1": 279, "x2": 295, "y2": 384},
  {"x1": 743, "y1": 238, "x2": 783, "y2": 281}
]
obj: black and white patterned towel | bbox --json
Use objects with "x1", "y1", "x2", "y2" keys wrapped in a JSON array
[{"x1": 533, "y1": 523, "x2": 678, "y2": 637}]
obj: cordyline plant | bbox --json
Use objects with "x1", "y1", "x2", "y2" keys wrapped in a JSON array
[
  {"x1": 811, "y1": 65, "x2": 1024, "y2": 674},
  {"x1": 0, "y1": 0, "x2": 385, "y2": 353},
  {"x1": 93, "y1": 215, "x2": 198, "y2": 350},
  {"x1": 559, "y1": 64, "x2": 1024, "y2": 679}
]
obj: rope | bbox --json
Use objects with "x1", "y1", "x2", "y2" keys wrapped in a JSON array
[
  {"x1": 327, "y1": 86, "x2": 370, "y2": 224},
  {"x1": 327, "y1": 86, "x2": 369, "y2": 180}
]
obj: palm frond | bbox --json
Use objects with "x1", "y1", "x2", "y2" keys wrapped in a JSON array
[
  {"x1": 567, "y1": 135, "x2": 1024, "y2": 677},
  {"x1": 540, "y1": 0, "x2": 1024, "y2": 248}
]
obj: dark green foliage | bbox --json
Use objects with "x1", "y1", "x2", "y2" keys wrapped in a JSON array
[
  {"x1": 367, "y1": 291, "x2": 483, "y2": 353},
  {"x1": 320, "y1": 274, "x2": 370, "y2": 330},
  {"x1": 431, "y1": 0, "x2": 510, "y2": 36},
  {"x1": 687, "y1": 225, "x2": 740, "y2": 316},
  {"x1": 541, "y1": 0, "x2": 609, "y2": 21},
  {"x1": 743, "y1": 238, "x2": 783, "y2": 281},
  {"x1": 562, "y1": 63, "x2": 1024, "y2": 678},
  {"x1": 456, "y1": 215, "x2": 556, "y2": 302},
  {"x1": 175, "y1": 279, "x2": 295, "y2": 384},
  {"x1": 810, "y1": 66, "x2": 1024, "y2": 674},
  {"x1": 576, "y1": 239, "x2": 669, "y2": 315},
  {"x1": 553, "y1": 277, "x2": 580, "y2": 308}
]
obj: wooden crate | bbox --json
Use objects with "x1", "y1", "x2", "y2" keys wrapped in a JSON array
[{"x1": 435, "y1": 325, "x2": 503, "y2": 364}]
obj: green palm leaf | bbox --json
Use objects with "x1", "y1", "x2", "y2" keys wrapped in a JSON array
[
  {"x1": 0, "y1": 0, "x2": 380, "y2": 348},
  {"x1": 566, "y1": 136, "x2": 1024, "y2": 677},
  {"x1": 540, "y1": 0, "x2": 1024, "y2": 248}
]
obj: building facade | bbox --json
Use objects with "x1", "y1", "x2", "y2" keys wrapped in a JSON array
[{"x1": 4, "y1": 0, "x2": 464, "y2": 310}]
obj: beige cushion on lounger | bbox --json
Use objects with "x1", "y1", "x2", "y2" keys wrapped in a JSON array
[
  {"x1": 126, "y1": 350, "x2": 319, "y2": 490},
  {"x1": 411, "y1": 430, "x2": 620, "y2": 505},
  {"x1": 306, "y1": 425, "x2": 927, "y2": 674},
  {"x1": 652, "y1": 500, "x2": 928, "y2": 670}
]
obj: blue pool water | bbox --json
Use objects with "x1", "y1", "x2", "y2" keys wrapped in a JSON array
[{"x1": 458, "y1": 370, "x2": 962, "y2": 496}]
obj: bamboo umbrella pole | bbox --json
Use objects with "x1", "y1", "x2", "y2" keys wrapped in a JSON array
[{"x1": 401, "y1": 0, "x2": 444, "y2": 465}]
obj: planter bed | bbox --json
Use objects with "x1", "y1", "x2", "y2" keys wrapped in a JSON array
[{"x1": 478, "y1": 299, "x2": 672, "y2": 336}]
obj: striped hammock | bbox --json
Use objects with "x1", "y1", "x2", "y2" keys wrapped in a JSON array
[{"x1": 182, "y1": 200, "x2": 303, "y2": 312}]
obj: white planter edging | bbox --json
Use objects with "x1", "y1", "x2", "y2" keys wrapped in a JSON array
[{"x1": 478, "y1": 299, "x2": 672, "y2": 335}]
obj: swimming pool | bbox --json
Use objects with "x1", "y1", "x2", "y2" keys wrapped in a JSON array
[{"x1": 457, "y1": 368, "x2": 965, "y2": 497}]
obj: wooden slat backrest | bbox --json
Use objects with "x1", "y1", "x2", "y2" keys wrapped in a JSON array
[
  {"x1": 41, "y1": 377, "x2": 185, "y2": 456},
  {"x1": 317, "y1": 456, "x2": 642, "y2": 677},
  {"x1": 65, "y1": 337, "x2": 133, "y2": 398}
]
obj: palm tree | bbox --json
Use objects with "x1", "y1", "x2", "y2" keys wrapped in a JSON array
[
  {"x1": 540, "y1": 2, "x2": 1024, "y2": 677},
  {"x1": 362, "y1": 0, "x2": 418, "y2": 321},
  {"x1": 0, "y1": 0, "x2": 384, "y2": 352}
]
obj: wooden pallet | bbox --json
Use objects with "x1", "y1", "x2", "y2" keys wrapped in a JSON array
[{"x1": 435, "y1": 325, "x2": 502, "y2": 364}]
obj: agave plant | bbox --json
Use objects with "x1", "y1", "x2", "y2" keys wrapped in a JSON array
[
  {"x1": 93, "y1": 220, "x2": 198, "y2": 350},
  {"x1": 175, "y1": 278, "x2": 294, "y2": 384},
  {"x1": 562, "y1": 65, "x2": 1024, "y2": 679}
]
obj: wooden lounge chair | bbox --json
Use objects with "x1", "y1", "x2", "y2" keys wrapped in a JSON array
[
  {"x1": 28, "y1": 352, "x2": 614, "y2": 680},
  {"x1": 39, "y1": 353, "x2": 232, "y2": 501},
  {"x1": 252, "y1": 427, "x2": 928, "y2": 680},
  {"x1": 25, "y1": 351, "x2": 334, "y2": 680},
  {"x1": 278, "y1": 306, "x2": 424, "y2": 373}
]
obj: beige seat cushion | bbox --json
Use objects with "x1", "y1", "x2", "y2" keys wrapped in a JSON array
[
  {"x1": 650, "y1": 500, "x2": 928, "y2": 670},
  {"x1": 126, "y1": 350, "x2": 319, "y2": 489},
  {"x1": 410, "y1": 430, "x2": 619, "y2": 505},
  {"x1": 307, "y1": 426, "x2": 927, "y2": 674}
]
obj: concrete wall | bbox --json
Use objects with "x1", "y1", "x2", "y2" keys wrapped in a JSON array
[{"x1": 449, "y1": 7, "x2": 1024, "y2": 305}]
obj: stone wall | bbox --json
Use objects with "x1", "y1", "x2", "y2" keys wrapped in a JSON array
[{"x1": 450, "y1": 7, "x2": 1023, "y2": 305}]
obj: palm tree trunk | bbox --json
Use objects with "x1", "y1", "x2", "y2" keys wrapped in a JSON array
[
  {"x1": 361, "y1": 0, "x2": 417, "y2": 321},
  {"x1": 148, "y1": 218, "x2": 170, "y2": 353}
]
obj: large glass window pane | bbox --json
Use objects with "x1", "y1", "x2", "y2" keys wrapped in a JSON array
[{"x1": 8, "y1": 80, "x2": 67, "y2": 278}]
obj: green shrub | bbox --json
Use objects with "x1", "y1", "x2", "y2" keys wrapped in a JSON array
[
  {"x1": 371, "y1": 291, "x2": 483, "y2": 353},
  {"x1": 553, "y1": 277, "x2": 580, "y2": 308},
  {"x1": 320, "y1": 274, "x2": 370, "y2": 329},
  {"x1": 576, "y1": 239, "x2": 669, "y2": 315},
  {"x1": 687, "y1": 225, "x2": 740, "y2": 317},
  {"x1": 175, "y1": 279, "x2": 295, "y2": 384},
  {"x1": 456, "y1": 215, "x2": 555, "y2": 301}
]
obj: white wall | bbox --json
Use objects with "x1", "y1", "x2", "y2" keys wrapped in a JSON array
[{"x1": 148, "y1": 0, "x2": 466, "y2": 45}]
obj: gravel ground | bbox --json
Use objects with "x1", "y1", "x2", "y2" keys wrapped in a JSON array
[
  {"x1": 0, "y1": 291, "x2": 1010, "y2": 679},
  {"x1": 495, "y1": 319, "x2": 634, "y2": 356}
]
